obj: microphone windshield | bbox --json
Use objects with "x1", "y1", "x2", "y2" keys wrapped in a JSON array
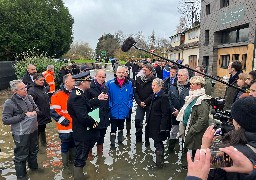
[{"x1": 121, "y1": 37, "x2": 136, "y2": 52}]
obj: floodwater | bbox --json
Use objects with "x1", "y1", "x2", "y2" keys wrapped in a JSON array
[{"x1": 0, "y1": 70, "x2": 187, "y2": 180}]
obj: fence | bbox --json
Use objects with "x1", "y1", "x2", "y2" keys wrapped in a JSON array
[{"x1": 0, "y1": 61, "x2": 16, "y2": 90}]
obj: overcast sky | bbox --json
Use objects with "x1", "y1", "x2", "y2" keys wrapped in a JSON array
[{"x1": 63, "y1": 0, "x2": 180, "y2": 49}]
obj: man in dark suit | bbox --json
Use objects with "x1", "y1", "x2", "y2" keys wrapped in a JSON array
[{"x1": 67, "y1": 72, "x2": 108, "y2": 179}]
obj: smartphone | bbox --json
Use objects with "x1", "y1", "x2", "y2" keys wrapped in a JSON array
[{"x1": 210, "y1": 150, "x2": 233, "y2": 169}]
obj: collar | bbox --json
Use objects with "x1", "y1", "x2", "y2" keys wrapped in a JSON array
[{"x1": 74, "y1": 86, "x2": 84, "y2": 93}]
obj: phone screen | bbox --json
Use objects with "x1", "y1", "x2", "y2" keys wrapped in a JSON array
[{"x1": 210, "y1": 151, "x2": 233, "y2": 169}]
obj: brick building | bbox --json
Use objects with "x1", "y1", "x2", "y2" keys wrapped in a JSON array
[{"x1": 199, "y1": 0, "x2": 256, "y2": 76}]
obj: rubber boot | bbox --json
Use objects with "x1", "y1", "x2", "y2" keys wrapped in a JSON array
[
  {"x1": 110, "y1": 133, "x2": 116, "y2": 147},
  {"x1": 168, "y1": 139, "x2": 178, "y2": 152},
  {"x1": 155, "y1": 150, "x2": 164, "y2": 168},
  {"x1": 15, "y1": 162, "x2": 27, "y2": 179},
  {"x1": 118, "y1": 130, "x2": 124, "y2": 143},
  {"x1": 40, "y1": 131, "x2": 47, "y2": 147},
  {"x1": 73, "y1": 166, "x2": 85, "y2": 180},
  {"x1": 68, "y1": 148, "x2": 75, "y2": 164},
  {"x1": 126, "y1": 120, "x2": 131, "y2": 135},
  {"x1": 61, "y1": 153, "x2": 69, "y2": 170},
  {"x1": 87, "y1": 149, "x2": 93, "y2": 161},
  {"x1": 97, "y1": 144, "x2": 103, "y2": 155}
]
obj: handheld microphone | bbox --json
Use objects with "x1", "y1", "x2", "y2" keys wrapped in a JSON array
[{"x1": 121, "y1": 37, "x2": 136, "y2": 52}]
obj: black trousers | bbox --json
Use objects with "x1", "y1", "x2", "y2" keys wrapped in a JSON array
[
  {"x1": 74, "y1": 129, "x2": 100, "y2": 167},
  {"x1": 13, "y1": 130, "x2": 38, "y2": 177},
  {"x1": 135, "y1": 106, "x2": 150, "y2": 138}
]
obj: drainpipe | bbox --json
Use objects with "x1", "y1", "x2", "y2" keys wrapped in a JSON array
[{"x1": 253, "y1": 29, "x2": 256, "y2": 70}]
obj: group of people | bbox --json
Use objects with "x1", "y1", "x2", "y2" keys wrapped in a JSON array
[{"x1": 2, "y1": 58, "x2": 256, "y2": 180}]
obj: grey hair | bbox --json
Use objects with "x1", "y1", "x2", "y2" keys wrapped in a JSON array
[
  {"x1": 63, "y1": 74, "x2": 71, "y2": 84},
  {"x1": 117, "y1": 66, "x2": 125, "y2": 72},
  {"x1": 178, "y1": 69, "x2": 189, "y2": 78},
  {"x1": 153, "y1": 78, "x2": 164, "y2": 88},
  {"x1": 47, "y1": 65, "x2": 54, "y2": 70},
  {"x1": 10, "y1": 79, "x2": 23, "y2": 91}
]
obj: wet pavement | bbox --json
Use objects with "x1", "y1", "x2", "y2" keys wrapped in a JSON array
[{"x1": 1, "y1": 69, "x2": 225, "y2": 180}]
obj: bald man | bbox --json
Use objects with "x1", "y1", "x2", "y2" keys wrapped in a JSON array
[{"x1": 22, "y1": 64, "x2": 37, "y2": 90}]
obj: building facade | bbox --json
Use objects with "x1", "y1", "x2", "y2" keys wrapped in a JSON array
[
  {"x1": 168, "y1": 25, "x2": 200, "y2": 70},
  {"x1": 200, "y1": 0, "x2": 256, "y2": 76}
]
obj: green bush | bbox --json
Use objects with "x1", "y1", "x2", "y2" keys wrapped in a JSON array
[{"x1": 13, "y1": 56, "x2": 65, "y2": 87}]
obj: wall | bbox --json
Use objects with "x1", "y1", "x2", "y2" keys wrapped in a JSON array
[
  {"x1": 182, "y1": 47, "x2": 199, "y2": 65},
  {"x1": 199, "y1": 0, "x2": 256, "y2": 76}
]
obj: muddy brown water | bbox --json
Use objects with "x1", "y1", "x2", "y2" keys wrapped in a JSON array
[{"x1": 0, "y1": 71, "x2": 227, "y2": 180}]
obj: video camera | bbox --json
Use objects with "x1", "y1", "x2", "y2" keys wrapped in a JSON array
[{"x1": 211, "y1": 97, "x2": 234, "y2": 135}]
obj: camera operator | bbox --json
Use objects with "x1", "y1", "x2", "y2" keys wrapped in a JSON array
[
  {"x1": 223, "y1": 61, "x2": 242, "y2": 110},
  {"x1": 201, "y1": 96, "x2": 256, "y2": 179}
]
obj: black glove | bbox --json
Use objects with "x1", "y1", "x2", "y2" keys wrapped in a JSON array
[
  {"x1": 60, "y1": 119, "x2": 70, "y2": 127},
  {"x1": 86, "y1": 117, "x2": 98, "y2": 129}
]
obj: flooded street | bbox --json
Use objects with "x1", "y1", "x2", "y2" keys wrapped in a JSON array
[{"x1": 0, "y1": 70, "x2": 188, "y2": 180}]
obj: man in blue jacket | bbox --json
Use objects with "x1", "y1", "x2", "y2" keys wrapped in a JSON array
[{"x1": 107, "y1": 66, "x2": 133, "y2": 147}]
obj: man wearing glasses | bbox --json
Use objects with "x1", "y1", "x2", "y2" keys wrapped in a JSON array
[{"x1": 2, "y1": 80, "x2": 39, "y2": 179}]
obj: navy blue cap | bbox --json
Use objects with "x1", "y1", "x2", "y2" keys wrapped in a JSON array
[{"x1": 72, "y1": 71, "x2": 92, "y2": 81}]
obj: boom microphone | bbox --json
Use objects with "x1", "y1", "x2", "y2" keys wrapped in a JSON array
[
  {"x1": 121, "y1": 37, "x2": 246, "y2": 92},
  {"x1": 121, "y1": 37, "x2": 137, "y2": 52}
]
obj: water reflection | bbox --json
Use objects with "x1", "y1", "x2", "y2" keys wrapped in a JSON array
[{"x1": 0, "y1": 71, "x2": 187, "y2": 180}]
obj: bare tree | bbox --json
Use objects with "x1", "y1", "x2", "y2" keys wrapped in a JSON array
[{"x1": 178, "y1": 0, "x2": 201, "y2": 28}]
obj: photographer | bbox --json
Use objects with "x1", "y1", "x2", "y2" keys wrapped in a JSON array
[
  {"x1": 201, "y1": 96, "x2": 256, "y2": 179},
  {"x1": 186, "y1": 146, "x2": 256, "y2": 180},
  {"x1": 224, "y1": 61, "x2": 242, "y2": 110}
]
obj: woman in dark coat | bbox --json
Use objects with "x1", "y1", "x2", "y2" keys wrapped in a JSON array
[
  {"x1": 146, "y1": 78, "x2": 170, "y2": 167},
  {"x1": 28, "y1": 73, "x2": 52, "y2": 151}
]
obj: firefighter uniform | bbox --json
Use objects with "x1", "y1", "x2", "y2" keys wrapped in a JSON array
[
  {"x1": 50, "y1": 86, "x2": 75, "y2": 170},
  {"x1": 67, "y1": 72, "x2": 100, "y2": 179}
]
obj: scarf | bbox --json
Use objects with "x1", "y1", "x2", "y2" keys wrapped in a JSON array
[
  {"x1": 116, "y1": 77, "x2": 125, "y2": 87},
  {"x1": 229, "y1": 72, "x2": 240, "y2": 84},
  {"x1": 177, "y1": 79, "x2": 189, "y2": 94},
  {"x1": 177, "y1": 88, "x2": 211, "y2": 137}
]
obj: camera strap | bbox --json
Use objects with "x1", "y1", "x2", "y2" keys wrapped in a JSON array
[{"x1": 246, "y1": 144, "x2": 256, "y2": 154}]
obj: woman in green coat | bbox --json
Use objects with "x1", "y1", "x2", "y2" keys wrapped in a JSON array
[{"x1": 177, "y1": 76, "x2": 211, "y2": 157}]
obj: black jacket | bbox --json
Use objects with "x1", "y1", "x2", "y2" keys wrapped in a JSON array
[
  {"x1": 134, "y1": 75, "x2": 155, "y2": 106},
  {"x1": 22, "y1": 72, "x2": 34, "y2": 90},
  {"x1": 146, "y1": 90, "x2": 170, "y2": 141},
  {"x1": 28, "y1": 83, "x2": 51, "y2": 125},
  {"x1": 155, "y1": 65, "x2": 163, "y2": 79},
  {"x1": 168, "y1": 83, "x2": 190, "y2": 125},
  {"x1": 67, "y1": 87, "x2": 100, "y2": 142},
  {"x1": 88, "y1": 80, "x2": 110, "y2": 129}
]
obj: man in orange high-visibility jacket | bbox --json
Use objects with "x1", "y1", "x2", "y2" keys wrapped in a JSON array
[
  {"x1": 43, "y1": 65, "x2": 55, "y2": 98},
  {"x1": 50, "y1": 74, "x2": 75, "y2": 171}
]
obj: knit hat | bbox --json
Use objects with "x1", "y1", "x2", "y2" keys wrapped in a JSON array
[{"x1": 231, "y1": 96, "x2": 256, "y2": 132}]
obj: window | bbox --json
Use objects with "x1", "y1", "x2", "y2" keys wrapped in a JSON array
[
  {"x1": 220, "y1": 0, "x2": 229, "y2": 8},
  {"x1": 238, "y1": 28, "x2": 249, "y2": 42},
  {"x1": 241, "y1": 54, "x2": 247, "y2": 70},
  {"x1": 206, "y1": 4, "x2": 210, "y2": 15},
  {"x1": 188, "y1": 29, "x2": 199, "y2": 40},
  {"x1": 205, "y1": 30, "x2": 210, "y2": 46},
  {"x1": 220, "y1": 55, "x2": 230, "y2": 69},
  {"x1": 203, "y1": 56, "x2": 209, "y2": 73},
  {"x1": 232, "y1": 54, "x2": 240, "y2": 61},
  {"x1": 221, "y1": 26, "x2": 249, "y2": 44}
]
